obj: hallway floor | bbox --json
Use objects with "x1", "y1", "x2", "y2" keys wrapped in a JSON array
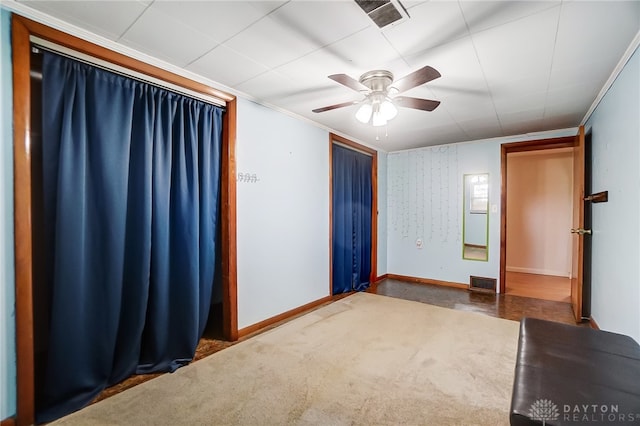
[{"x1": 505, "y1": 271, "x2": 571, "y2": 302}]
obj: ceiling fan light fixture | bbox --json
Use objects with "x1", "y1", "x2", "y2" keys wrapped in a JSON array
[
  {"x1": 355, "y1": 102, "x2": 373, "y2": 123},
  {"x1": 372, "y1": 110, "x2": 387, "y2": 127},
  {"x1": 380, "y1": 98, "x2": 397, "y2": 120}
]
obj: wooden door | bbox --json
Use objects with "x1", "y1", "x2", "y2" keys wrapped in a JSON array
[{"x1": 570, "y1": 126, "x2": 586, "y2": 321}]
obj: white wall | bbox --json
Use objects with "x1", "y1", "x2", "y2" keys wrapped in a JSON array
[
  {"x1": 377, "y1": 152, "x2": 387, "y2": 276},
  {"x1": 586, "y1": 46, "x2": 640, "y2": 343},
  {"x1": 506, "y1": 150, "x2": 573, "y2": 277},
  {"x1": 0, "y1": 7, "x2": 16, "y2": 421},
  {"x1": 236, "y1": 99, "x2": 330, "y2": 329},
  {"x1": 387, "y1": 140, "x2": 502, "y2": 286},
  {"x1": 386, "y1": 129, "x2": 578, "y2": 289}
]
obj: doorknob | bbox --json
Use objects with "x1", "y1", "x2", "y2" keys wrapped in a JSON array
[{"x1": 570, "y1": 228, "x2": 592, "y2": 235}]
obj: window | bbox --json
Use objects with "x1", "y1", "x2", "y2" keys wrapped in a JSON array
[{"x1": 469, "y1": 174, "x2": 488, "y2": 213}]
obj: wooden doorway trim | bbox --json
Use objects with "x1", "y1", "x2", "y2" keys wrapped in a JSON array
[
  {"x1": 499, "y1": 136, "x2": 576, "y2": 294},
  {"x1": 570, "y1": 126, "x2": 586, "y2": 321},
  {"x1": 11, "y1": 15, "x2": 237, "y2": 425},
  {"x1": 329, "y1": 134, "x2": 378, "y2": 294}
]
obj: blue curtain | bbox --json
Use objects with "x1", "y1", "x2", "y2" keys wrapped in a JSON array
[
  {"x1": 332, "y1": 144, "x2": 372, "y2": 295},
  {"x1": 37, "y1": 52, "x2": 223, "y2": 422}
]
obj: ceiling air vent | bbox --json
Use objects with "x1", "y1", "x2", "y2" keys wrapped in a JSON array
[{"x1": 355, "y1": 0, "x2": 410, "y2": 29}]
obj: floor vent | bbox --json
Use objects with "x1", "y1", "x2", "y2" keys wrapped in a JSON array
[
  {"x1": 469, "y1": 276, "x2": 497, "y2": 293},
  {"x1": 354, "y1": 0, "x2": 410, "y2": 29}
]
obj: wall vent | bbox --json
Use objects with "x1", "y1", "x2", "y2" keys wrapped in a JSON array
[
  {"x1": 469, "y1": 276, "x2": 497, "y2": 293},
  {"x1": 354, "y1": 0, "x2": 410, "y2": 29}
]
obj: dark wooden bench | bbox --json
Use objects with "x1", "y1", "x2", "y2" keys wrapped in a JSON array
[{"x1": 510, "y1": 317, "x2": 640, "y2": 425}]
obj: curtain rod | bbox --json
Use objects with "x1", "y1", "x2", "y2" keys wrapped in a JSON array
[{"x1": 30, "y1": 38, "x2": 227, "y2": 109}]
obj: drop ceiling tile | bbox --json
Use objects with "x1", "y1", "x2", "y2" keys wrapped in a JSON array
[
  {"x1": 499, "y1": 108, "x2": 545, "y2": 125},
  {"x1": 276, "y1": 47, "x2": 363, "y2": 84},
  {"x1": 121, "y1": 6, "x2": 218, "y2": 67},
  {"x1": 276, "y1": 26, "x2": 406, "y2": 85},
  {"x1": 541, "y1": 112, "x2": 583, "y2": 130},
  {"x1": 234, "y1": 70, "x2": 312, "y2": 103},
  {"x1": 501, "y1": 119, "x2": 545, "y2": 137},
  {"x1": 383, "y1": 1, "x2": 469, "y2": 60},
  {"x1": 319, "y1": 26, "x2": 404, "y2": 71},
  {"x1": 246, "y1": 1, "x2": 288, "y2": 16},
  {"x1": 493, "y1": 90, "x2": 547, "y2": 116},
  {"x1": 17, "y1": 1, "x2": 148, "y2": 40},
  {"x1": 186, "y1": 44, "x2": 269, "y2": 88},
  {"x1": 439, "y1": 93, "x2": 498, "y2": 122},
  {"x1": 267, "y1": 1, "x2": 371, "y2": 48},
  {"x1": 544, "y1": 83, "x2": 601, "y2": 116},
  {"x1": 403, "y1": 36, "x2": 486, "y2": 98},
  {"x1": 459, "y1": 1, "x2": 560, "y2": 34},
  {"x1": 223, "y1": 13, "x2": 321, "y2": 69},
  {"x1": 550, "y1": 1, "x2": 640, "y2": 87},
  {"x1": 150, "y1": 1, "x2": 269, "y2": 43},
  {"x1": 472, "y1": 6, "x2": 560, "y2": 83},
  {"x1": 548, "y1": 61, "x2": 612, "y2": 92},
  {"x1": 458, "y1": 116, "x2": 504, "y2": 140}
]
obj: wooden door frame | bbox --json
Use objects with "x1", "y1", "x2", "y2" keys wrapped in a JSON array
[
  {"x1": 499, "y1": 136, "x2": 576, "y2": 294},
  {"x1": 329, "y1": 134, "x2": 378, "y2": 295},
  {"x1": 11, "y1": 15, "x2": 238, "y2": 425}
]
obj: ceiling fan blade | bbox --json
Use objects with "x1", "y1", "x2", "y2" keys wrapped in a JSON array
[
  {"x1": 394, "y1": 96, "x2": 441, "y2": 112},
  {"x1": 392, "y1": 66, "x2": 441, "y2": 94},
  {"x1": 312, "y1": 100, "x2": 359, "y2": 113},
  {"x1": 328, "y1": 74, "x2": 369, "y2": 92}
]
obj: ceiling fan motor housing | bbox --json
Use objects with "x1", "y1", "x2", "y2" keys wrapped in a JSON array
[{"x1": 359, "y1": 70, "x2": 394, "y2": 92}]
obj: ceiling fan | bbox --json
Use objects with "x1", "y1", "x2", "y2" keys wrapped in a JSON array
[{"x1": 312, "y1": 65, "x2": 441, "y2": 126}]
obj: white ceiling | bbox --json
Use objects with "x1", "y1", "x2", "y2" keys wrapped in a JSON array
[{"x1": 9, "y1": 0, "x2": 640, "y2": 151}]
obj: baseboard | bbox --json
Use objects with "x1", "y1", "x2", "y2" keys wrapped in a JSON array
[
  {"x1": 589, "y1": 316, "x2": 600, "y2": 330},
  {"x1": 238, "y1": 295, "x2": 333, "y2": 338},
  {"x1": 375, "y1": 274, "x2": 388, "y2": 283},
  {"x1": 386, "y1": 274, "x2": 468, "y2": 290},
  {"x1": 506, "y1": 266, "x2": 570, "y2": 278},
  {"x1": 1, "y1": 416, "x2": 16, "y2": 426}
]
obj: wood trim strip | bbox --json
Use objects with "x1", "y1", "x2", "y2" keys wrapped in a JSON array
[
  {"x1": 370, "y1": 149, "x2": 378, "y2": 293},
  {"x1": 330, "y1": 133, "x2": 377, "y2": 156},
  {"x1": 499, "y1": 144, "x2": 507, "y2": 294},
  {"x1": 589, "y1": 317, "x2": 600, "y2": 330},
  {"x1": 221, "y1": 99, "x2": 238, "y2": 342},
  {"x1": 499, "y1": 135, "x2": 578, "y2": 294},
  {"x1": 501, "y1": 136, "x2": 575, "y2": 152},
  {"x1": 237, "y1": 296, "x2": 333, "y2": 338},
  {"x1": 386, "y1": 274, "x2": 468, "y2": 290},
  {"x1": 1, "y1": 417, "x2": 17, "y2": 426},
  {"x1": 12, "y1": 15, "x2": 36, "y2": 426},
  {"x1": 375, "y1": 274, "x2": 388, "y2": 283},
  {"x1": 328, "y1": 136, "x2": 333, "y2": 296}
]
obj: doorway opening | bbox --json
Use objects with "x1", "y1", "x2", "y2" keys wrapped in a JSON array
[
  {"x1": 500, "y1": 136, "x2": 576, "y2": 304},
  {"x1": 329, "y1": 134, "x2": 377, "y2": 295},
  {"x1": 505, "y1": 148, "x2": 573, "y2": 302}
]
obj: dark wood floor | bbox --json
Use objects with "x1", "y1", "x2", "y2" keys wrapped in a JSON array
[{"x1": 375, "y1": 278, "x2": 587, "y2": 326}]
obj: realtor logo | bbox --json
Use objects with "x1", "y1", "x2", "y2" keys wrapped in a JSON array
[{"x1": 529, "y1": 398, "x2": 560, "y2": 425}]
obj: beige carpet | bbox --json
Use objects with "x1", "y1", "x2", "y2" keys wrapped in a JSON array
[{"x1": 52, "y1": 293, "x2": 520, "y2": 425}]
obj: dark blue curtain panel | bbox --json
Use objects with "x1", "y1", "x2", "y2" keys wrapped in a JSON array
[
  {"x1": 38, "y1": 51, "x2": 223, "y2": 422},
  {"x1": 332, "y1": 144, "x2": 372, "y2": 295}
]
